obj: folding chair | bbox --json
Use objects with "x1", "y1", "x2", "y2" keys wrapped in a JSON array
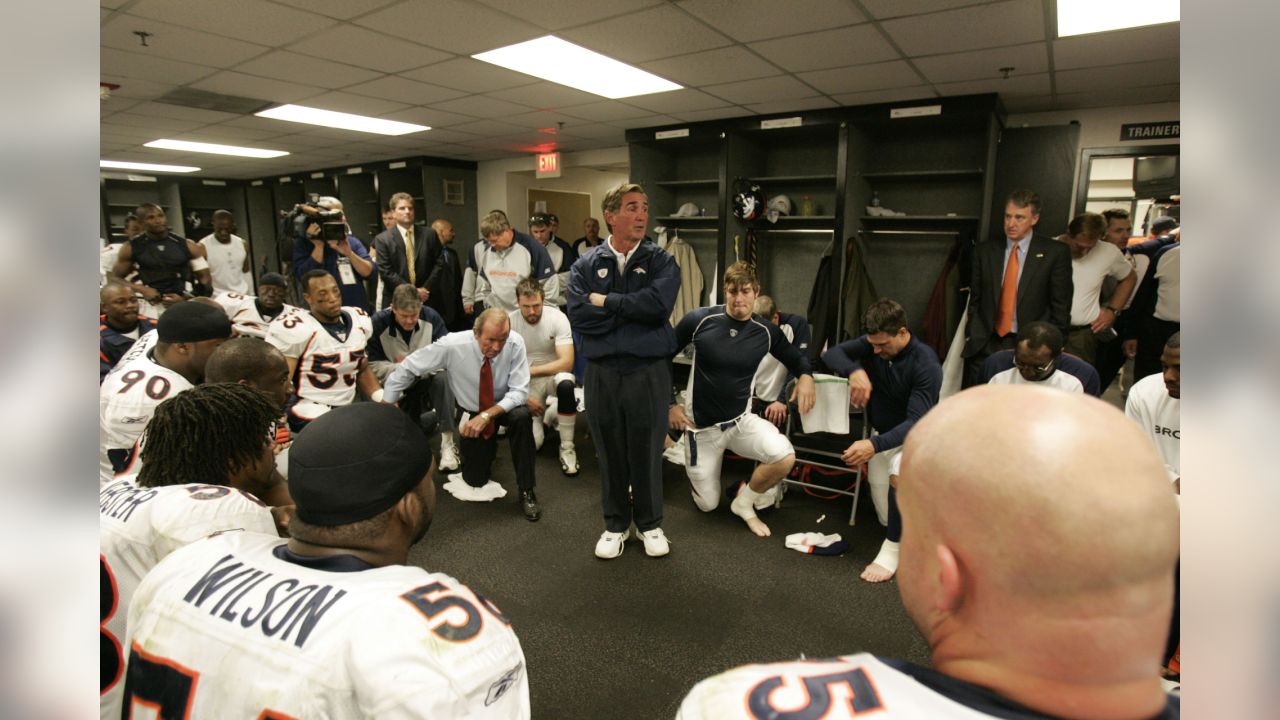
[{"x1": 774, "y1": 379, "x2": 870, "y2": 526}]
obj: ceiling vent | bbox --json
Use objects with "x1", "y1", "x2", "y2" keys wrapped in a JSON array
[{"x1": 155, "y1": 88, "x2": 274, "y2": 115}]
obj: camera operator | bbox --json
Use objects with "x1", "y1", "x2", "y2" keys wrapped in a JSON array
[{"x1": 290, "y1": 195, "x2": 374, "y2": 311}]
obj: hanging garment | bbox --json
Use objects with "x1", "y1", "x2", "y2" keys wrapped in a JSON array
[{"x1": 664, "y1": 233, "x2": 704, "y2": 325}]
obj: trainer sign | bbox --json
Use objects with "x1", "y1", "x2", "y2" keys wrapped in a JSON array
[{"x1": 1120, "y1": 122, "x2": 1179, "y2": 141}]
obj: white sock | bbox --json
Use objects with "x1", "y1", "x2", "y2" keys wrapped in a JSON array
[
  {"x1": 557, "y1": 413, "x2": 575, "y2": 445},
  {"x1": 870, "y1": 539, "x2": 900, "y2": 572},
  {"x1": 441, "y1": 432, "x2": 458, "y2": 452}
]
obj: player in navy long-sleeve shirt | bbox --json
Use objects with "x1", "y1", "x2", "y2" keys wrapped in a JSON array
[
  {"x1": 821, "y1": 298, "x2": 941, "y2": 582},
  {"x1": 670, "y1": 262, "x2": 815, "y2": 537}
]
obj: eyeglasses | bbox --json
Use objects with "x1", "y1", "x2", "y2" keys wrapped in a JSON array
[{"x1": 1013, "y1": 358, "x2": 1055, "y2": 374}]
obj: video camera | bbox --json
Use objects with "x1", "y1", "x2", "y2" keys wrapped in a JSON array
[{"x1": 286, "y1": 193, "x2": 347, "y2": 242}]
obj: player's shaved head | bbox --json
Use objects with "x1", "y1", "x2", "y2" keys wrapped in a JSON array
[{"x1": 896, "y1": 385, "x2": 1179, "y2": 715}]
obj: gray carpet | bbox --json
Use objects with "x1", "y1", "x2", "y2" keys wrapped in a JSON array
[{"x1": 409, "y1": 429, "x2": 930, "y2": 720}]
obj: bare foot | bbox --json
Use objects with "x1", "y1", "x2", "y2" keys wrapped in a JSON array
[
  {"x1": 860, "y1": 562, "x2": 895, "y2": 583},
  {"x1": 730, "y1": 494, "x2": 771, "y2": 537}
]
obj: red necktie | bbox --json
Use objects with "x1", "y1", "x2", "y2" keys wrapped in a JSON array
[
  {"x1": 995, "y1": 241, "x2": 1020, "y2": 337},
  {"x1": 479, "y1": 357, "x2": 495, "y2": 439}
]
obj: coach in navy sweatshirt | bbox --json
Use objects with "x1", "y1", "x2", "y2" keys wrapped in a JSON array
[{"x1": 822, "y1": 298, "x2": 941, "y2": 584}]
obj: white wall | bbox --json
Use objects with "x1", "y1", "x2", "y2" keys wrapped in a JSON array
[
  {"x1": 476, "y1": 146, "x2": 628, "y2": 233},
  {"x1": 1006, "y1": 101, "x2": 1180, "y2": 150}
]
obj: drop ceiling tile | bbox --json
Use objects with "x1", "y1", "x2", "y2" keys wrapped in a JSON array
[
  {"x1": 860, "y1": 0, "x2": 999, "y2": 20},
  {"x1": 397, "y1": 128, "x2": 481, "y2": 144},
  {"x1": 829, "y1": 86, "x2": 938, "y2": 107},
  {"x1": 1055, "y1": 59, "x2": 1179, "y2": 94},
  {"x1": 744, "y1": 95, "x2": 839, "y2": 115},
  {"x1": 269, "y1": 0, "x2": 401, "y2": 21},
  {"x1": 621, "y1": 89, "x2": 732, "y2": 114},
  {"x1": 231, "y1": 51, "x2": 383, "y2": 87},
  {"x1": 913, "y1": 42, "x2": 1048, "y2": 84},
  {"x1": 101, "y1": 48, "x2": 217, "y2": 85},
  {"x1": 289, "y1": 25, "x2": 452, "y2": 74},
  {"x1": 377, "y1": 107, "x2": 479, "y2": 128},
  {"x1": 489, "y1": 82, "x2": 602, "y2": 109},
  {"x1": 100, "y1": 97, "x2": 141, "y2": 115},
  {"x1": 559, "y1": 5, "x2": 733, "y2": 64},
  {"x1": 102, "y1": 14, "x2": 270, "y2": 68},
  {"x1": 670, "y1": 106, "x2": 751, "y2": 123},
  {"x1": 126, "y1": 0, "x2": 336, "y2": 46},
  {"x1": 503, "y1": 109, "x2": 595, "y2": 130},
  {"x1": 338, "y1": 75, "x2": 467, "y2": 105},
  {"x1": 1053, "y1": 22, "x2": 1180, "y2": 70},
  {"x1": 100, "y1": 124, "x2": 162, "y2": 142},
  {"x1": 676, "y1": 0, "x2": 866, "y2": 43},
  {"x1": 174, "y1": 125, "x2": 285, "y2": 142},
  {"x1": 355, "y1": 0, "x2": 536, "y2": 55},
  {"x1": 880, "y1": 0, "x2": 1043, "y2": 56},
  {"x1": 557, "y1": 101, "x2": 658, "y2": 123},
  {"x1": 101, "y1": 112, "x2": 207, "y2": 133},
  {"x1": 400, "y1": 58, "x2": 538, "y2": 93},
  {"x1": 702, "y1": 75, "x2": 816, "y2": 105},
  {"x1": 749, "y1": 24, "x2": 899, "y2": 72},
  {"x1": 473, "y1": 0, "x2": 664, "y2": 29},
  {"x1": 101, "y1": 76, "x2": 180, "y2": 101},
  {"x1": 1001, "y1": 94, "x2": 1058, "y2": 113},
  {"x1": 797, "y1": 60, "x2": 923, "y2": 95},
  {"x1": 934, "y1": 72, "x2": 1050, "y2": 97},
  {"x1": 433, "y1": 95, "x2": 537, "y2": 118},
  {"x1": 611, "y1": 114, "x2": 681, "y2": 129},
  {"x1": 553, "y1": 123, "x2": 626, "y2": 141},
  {"x1": 298, "y1": 91, "x2": 411, "y2": 117},
  {"x1": 191, "y1": 71, "x2": 327, "y2": 104},
  {"x1": 442, "y1": 118, "x2": 526, "y2": 137},
  {"x1": 640, "y1": 46, "x2": 780, "y2": 86},
  {"x1": 1054, "y1": 84, "x2": 1178, "y2": 110}
]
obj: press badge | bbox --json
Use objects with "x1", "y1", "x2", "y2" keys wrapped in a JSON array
[{"x1": 337, "y1": 258, "x2": 357, "y2": 285}]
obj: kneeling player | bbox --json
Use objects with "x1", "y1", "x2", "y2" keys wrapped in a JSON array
[
  {"x1": 669, "y1": 263, "x2": 815, "y2": 537},
  {"x1": 509, "y1": 278, "x2": 580, "y2": 475}
]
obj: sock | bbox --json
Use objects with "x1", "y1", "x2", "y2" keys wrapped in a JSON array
[
  {"x1": 870, "y1": 539, "x2": 900, "y2": 572},
  {"x1": 557, "y1": 412, "x2": 575, "y2": 446},
  {"x1": 731, "y1": 484, "x2": 762, "y2": 519}
]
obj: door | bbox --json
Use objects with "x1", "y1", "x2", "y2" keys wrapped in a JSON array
[
  {"x1": 527, "y1": 189, "x2": 591, "y2": 242},
  {"x1": 989, "y1": 124, "x2": 1081, "y2": 239}
]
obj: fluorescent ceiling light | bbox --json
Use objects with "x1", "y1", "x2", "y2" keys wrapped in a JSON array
[
  {"x1": 473, "y1": 36, "x2": 681, "y2": 99},
  {"x1": 144, "y1": 139, "x2": 289, "y2": 158},
  {"x1": 100, "y1": 160, "x2": 200, "y2": 173},
  {"x1": 1057, "y1": 0, "x2": 1179, "y2": 37},
  {"x1": 255, "y1": 105, "x2": 429, "y2": 136}
]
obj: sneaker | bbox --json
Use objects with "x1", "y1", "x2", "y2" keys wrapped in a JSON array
[
  {"x1": 439, "y1": 435, "x2": 460, "y2": 473},
  {"x1": 559, "y1": 445, "x2": 579, "y2": 476},
  {"x1": 636, "y1": 527, "x2": 670, "y2": 557},
  {"x1": 594, "y1": 530, "x2": 626, "y2": 559}
]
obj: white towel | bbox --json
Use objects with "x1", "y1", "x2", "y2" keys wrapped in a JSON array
[
  {"x1": 940, "y1": 305, "x2": 968, "y2": 400},
  {"x1": 800, "y1": 373, "x2": 850, "y2": 434},
  {"x1": 443, "y1": 474, "x2": 507, "y2": 502}
]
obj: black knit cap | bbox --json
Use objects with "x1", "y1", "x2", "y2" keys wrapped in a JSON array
[
  {"x1": 156, "y1": 301, "x2": 233, "y2": 343},
  {"x1": 289, "y1": 403, "x2": 433, "y2": 526}
]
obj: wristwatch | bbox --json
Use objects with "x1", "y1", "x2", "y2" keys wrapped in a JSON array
[
  {"x1": 479, "y1": 411, "x2": 491, "y2": 423},
  {"x1": 1104, "y1": 304, "x2": 1121, "y2": 315}
]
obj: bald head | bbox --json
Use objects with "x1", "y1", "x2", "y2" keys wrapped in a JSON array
[{"x1": 895, "y1": 386, "x2": 1179, "y2": 710}]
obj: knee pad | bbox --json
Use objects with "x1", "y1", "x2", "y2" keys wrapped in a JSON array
[{"x1": 555, "y1": 378, "x2": 576, "y2": 414}]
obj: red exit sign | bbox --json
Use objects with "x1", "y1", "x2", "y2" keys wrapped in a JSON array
[{"x1": 536, "y1": 152, "x2": 561, "y2": 178}]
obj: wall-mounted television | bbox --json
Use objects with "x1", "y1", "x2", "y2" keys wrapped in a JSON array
[{"x1": 1133, "y1": 155, "x2": 1179, "y2": 199}]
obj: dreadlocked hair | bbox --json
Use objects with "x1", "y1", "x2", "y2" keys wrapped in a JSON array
[{"x1": 137, "y1": 383, "x2": 279, "y2": 488}]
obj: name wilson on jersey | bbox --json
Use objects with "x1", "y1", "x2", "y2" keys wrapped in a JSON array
[{"x1": 182, "y1": 553, "x2": 347, "y2": 649}]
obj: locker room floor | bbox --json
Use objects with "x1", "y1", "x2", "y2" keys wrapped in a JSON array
[{"x1": 409, "y1": 428, "x2": 930, "y2": 720}]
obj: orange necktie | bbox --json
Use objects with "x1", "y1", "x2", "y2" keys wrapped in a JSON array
[{"x1": 995, "y1": 241, "x2": 1020, "y2": 337}]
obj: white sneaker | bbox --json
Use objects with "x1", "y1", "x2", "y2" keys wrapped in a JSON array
[
  {"x1": 439, "y1": 435, "x2": 460, "y2": 473},
  {"x1": 559, "y1": 444, "x2": 579, "y2": 476},
  {"x1": 594, "y1": 530, "x2": 627, "y2": 559},
  {"x1": 636, "y1": 527, "x2": 670, "y2": 557}
]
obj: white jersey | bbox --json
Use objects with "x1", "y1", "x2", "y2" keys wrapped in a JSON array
[
  {"x1": 677, "y1": 653, "x2": 1179, "y2": 719},
  {"x1": 1125, "y1": 373, "x2": 1180, "y2": 480},
  {"x1": 199, "y1": 233, "x2": 251, "y2": 294},
  {"x1": 99, "y1": 336, "x2": 191, "y2": 484},
  {"x1": 987, "y1": 367, "x2": 1084, "y2": 394},
  {"x1": 100, "y1": 476, "x2": 275, "y2": 720},
  {"x1": 265, "y1": 306, "x2": 372, "y2": 409},
  {"x1": 214, "y1": 291, "x2": 296, "y2": 338},
  {"x1": 508, "y1": 305, "x2": 572, "y2": 367},
  {"x1": 124, "y1": 531, "x2": 530, "y2": 719}
]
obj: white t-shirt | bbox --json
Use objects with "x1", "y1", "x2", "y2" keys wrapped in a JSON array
[
  {"x1": 199, "y1": 233, "x2": 252, "y2": 294},
  {"x1": 1153, "y1": 245, "x2": 1180, "y2": 322},
  {"x1": 753, "y1": 322, "x2": 796, "y2": 403},
  {"x1": 214, "y1": 291, "x2": 295, "y2": 339},
  {"x1": 265, "y1": 307, "x2": 372, "y2": 409},
  {"x1": 99, "y1": 333, "x2": 191, "y2": 484},
  {"x1": 100, "y1": 476, "x2": 275, "y2": 720},
  {"x1": 987, "y1": 366, "x2": 1084, "y2": 394},
  {"x1": 124, "y1": 531, "x2": 530, "y2": 719},
  {"x1": 508, "y1": 305, "x2": 572, "y2": 368},
  {"x1": 1070, "y1": 242, "x2": 1132, "y2": 326},
  {"x1": 1125, "y1": 372, "x2": 1179, "y2": 480}
]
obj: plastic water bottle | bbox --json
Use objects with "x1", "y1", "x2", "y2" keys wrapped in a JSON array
[{"x1": 871, "y1": 191, "x2": 881, "y2": 208}]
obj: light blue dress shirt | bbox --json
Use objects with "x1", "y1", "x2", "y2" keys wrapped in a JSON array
[{"x1": 383, "y1": 330, "x2": 529, "y2": 413}]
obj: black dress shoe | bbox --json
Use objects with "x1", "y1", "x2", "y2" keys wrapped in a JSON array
[{"x1": 519, "y1": 489, "x2": 541, "y2": 522}]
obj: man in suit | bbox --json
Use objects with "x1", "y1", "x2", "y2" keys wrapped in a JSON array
[
  {"x1": 962, "y1": 189, "x2": 1072, "y2": 388},
  {"x1": 427, "y1": 219, "x2": 467, "y2": 331},
  {"x1": 373, "y1": 192, "x2": 443, "y2": 309}
]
